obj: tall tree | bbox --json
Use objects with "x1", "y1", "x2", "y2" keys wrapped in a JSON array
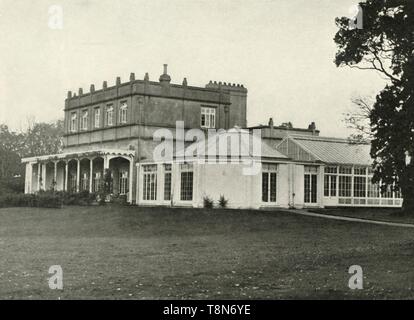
[
  {"x1": 334, "y1": 0, "x2": 414, "y2": 211},
  {"x1": 0, "y1": 124, "x2": 23, "y2": 178},
  {"x1": 22, "y1": 120, "x2": 64, "y2": 157},
  {"x1": 343, "y1": 96, "x2": 374, "y2": 142}
]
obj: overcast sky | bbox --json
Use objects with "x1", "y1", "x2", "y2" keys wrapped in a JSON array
[{"x1": 0, "y1": 0, "x2": 386, "y2": 137}]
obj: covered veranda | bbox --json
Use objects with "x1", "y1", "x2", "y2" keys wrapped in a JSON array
[{"x1": 22, "y1": 149, "x2": 135, "y2": 203}]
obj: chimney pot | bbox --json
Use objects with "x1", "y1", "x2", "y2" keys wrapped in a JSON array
[
  {"x1": 67, "y1": 91, "x2": 72, "y2": 99},
  {"x1": 90, "y1": 84, "x2": 95, "y2": 93}
]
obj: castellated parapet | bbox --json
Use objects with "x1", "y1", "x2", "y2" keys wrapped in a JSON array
[{"x1": 64, "y1": 69, "x2": 251, "y2": 111}]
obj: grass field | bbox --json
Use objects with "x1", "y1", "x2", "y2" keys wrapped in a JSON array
[
  {"x1": 310, "y1": 207, "x2": 414, "y2": 224},
  {"x1": 0, "y1": 205, "x2": 413, "y2": 299}
]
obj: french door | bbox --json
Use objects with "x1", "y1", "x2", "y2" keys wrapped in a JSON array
[{"x1": 304, "y1": 166, "x2": 318, "y2": 204}]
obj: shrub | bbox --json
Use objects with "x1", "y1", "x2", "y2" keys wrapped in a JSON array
[
  {"x1": 36, "y1": 191, "x2": 62, "y2": 208},
  {"x1": 55, "y1": 190, "x2": 97, "y2": 206},
  {"x1": 218, "y1": 195, "x2": 229, "y2": 208},
  {"x1": 112, "y1": 194, "x2": 128, "y2": 205},
  {"x1": 0, "y1": 192, "x2": 61, "y2": 208},
  {"x1": 203, "y1": 196, "x2": 214, "y2": 209},
  {"x1": 0, "y1": 177, "x2": 25, "y2": 194}
]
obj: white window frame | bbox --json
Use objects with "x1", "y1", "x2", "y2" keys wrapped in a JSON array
[
  {"x1": 70, "y1": 112, "x2": 77, "y2": 133},
  {"x1": 201, "y1": 107, "x2": 216, "y2": 129},
  {"x1": 163, "y1": 164, "x2": 172, "y2": 201},
  {"x1": 81, "y1": 110, "x2": 88, "y2": 131},
  {"x1": 119, "y1": 102, "x2": 128, "y2": 124},
  {"x1": 119, "y1": 170, "x2": 129, "y2": 195},
  {"x1": 142, "y1": 165, "x2": 157, "y2": 201},
  {"x1": 324, "y1": 166, "x2": 337, "y2": 197},
  {"x1": 92, "y1": 172, "x2": 101, "y2": 193},
  {"x1": 262, "y1": 163, "x2": 278, "y2": 203},
  {"x1": 94, "y1": 107, "x2": 101, "y2": 128},
  {"x1": 80, "y1": 172, "x2": 89, "y2": 191},
  {"x1": 106, "y1": 105, "x2": 114, "y2": 126},
  {"x1": 304, "y1": 165, "x2": 318, "y2": 204},
  {"x1": 180, "y1": 163, "x2": 193, "y2": 201}
]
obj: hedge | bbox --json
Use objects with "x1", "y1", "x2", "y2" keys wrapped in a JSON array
[{"x1": 0, "y1": 191, "x2": 98, "y2": 208}]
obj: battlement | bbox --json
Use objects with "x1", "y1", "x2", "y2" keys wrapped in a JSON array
[
  {"x1": 205, "y1": 80, "x2": 247, "y2": 93},
  {"x1": 64, "y1": 65, "x2": 240, "y2": 110}
]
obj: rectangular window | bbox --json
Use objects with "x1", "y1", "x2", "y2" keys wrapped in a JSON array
[
  {"x1": 180, "y1": 163, "x2": 193, "y2": 201},
  {"x1": 119, "y1": 170, "x2": 129, "y2": 195},
  {"x1": 262, "y1": 163, "x2": 278, "y2": 203},
  {"x1": 304, "y1": 174, "x2": 317, "y2": 203},
  {"x1": 381, "y1": 184, "x2": 393, "y2": 199},
  {"x1": 92, "y1": 172, "x2": 101, "y2": 193},
  {"x1": 324, "y1": 175, "x2": 337, "y2": 197},
  {"x1": 339, "y1": 166, "x2": 352, "y2": 174},
  {"x1": 106, "y1": 105, "x2": 114, "y2": 126},
  {"x1": 304, "y1": 166, "x2": 318, "y2": 203},
  {"x1": 324, "y1": 166, "x2": 337, "y2": 197},
  {"x1": 70, "y1": 112, "x2": 77, "y2": 132},
  {"x1": 354, "y1": 176, "x2": 366, "y2": 197},
  {"x1": 81, "y1": 110, "x2": 88, "y2": 131},
  {"x1": 119, "y1": 102, "x2": 128, "y2": 124},
  {"x1": 80, "y1": 172, "x2": 89, "y2": 191},
  {"x1": 200, "y1": 107, "x2": 216, "y2": 128},
  {"x1": 324, "y1": 166, "x2": 338, "y2": 174},
  {"x1": 367, "y1": 177, "x2": 380, "y2": 198},
  {"x1": 339, "y1": 176, "x2": 352, "y2": 197},
  {"x1": 94, "y1": 107, "x2": 101, "y2": 128},
  {"x1": 354, "y1": 166, "x2": 367, "y2": 176},
  {"x1": 164, "y1": 164, "x2": 172, "y2": 201},
  {"x1": 69, "y1": 174, "x2": 77, "y2": 192},
  {"x1": 142, "y1": 165, "x2": 157, "y2": 201}
]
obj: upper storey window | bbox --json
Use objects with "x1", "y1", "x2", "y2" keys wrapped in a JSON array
[
  {"x1": 81, "y1": 110, "x2": 88, "y2": 131},
  {"x1": 94, "y1": 107, "x2": 100, "y2": 128},
  {"x1": 106, "y1": 105, "x2": 114, "y2": 126},
  {"x1": 201, "y1": 107, "x2": 216, "y2": 128},
  {"x1": 70, "y1": 112, "x2": 77, "y2": 133},
  {"x1": 119, "y1": 102, "x2": 128, "y2": 124}
]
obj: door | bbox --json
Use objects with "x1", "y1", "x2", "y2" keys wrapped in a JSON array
[{"x1": 304, "y1": 166, "x2": 318, "y2": 204}]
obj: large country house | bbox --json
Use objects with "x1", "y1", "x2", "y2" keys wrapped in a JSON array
[{"x1": 22, "y1": 65, "x2": 402, "y2": 209}]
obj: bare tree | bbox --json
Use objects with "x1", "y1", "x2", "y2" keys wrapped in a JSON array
[{"x1": 343, "y1": 96, "x2": 374, "y2": 143}]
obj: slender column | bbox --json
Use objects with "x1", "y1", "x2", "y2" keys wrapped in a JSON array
[
  {"x1": 104, "y1": 155, "x2": 109, "y2": 170},
  {"x1": 54, "y1": 162, "x2": 57, "y2": 190},
  {"x1": 135, "y1": 163, "x2": 140, "y2": 205},
  {"x1": 42, "y1": 163, "x2": 47, "y2": 190},
  {"x1": 89, "y1": 158, "x2": 93, "y2": 193},
  {"x1": 65, "y1": 161, "x2": 68, "y2": 191},
  {"x1": 37, "y1": 162, "x2": 41, "y2": 192},
  {"x1": 25, "y1": 163, "x2": 32, "y2": 194},
  {"x1": 76, "y1": 159, "x2": 81, "y2": 192},
  {"x1": 29, "y1": 163, "x2": 33, "y2": 193},
  {"x1": 128, "y1": 158, "x2": 134, "y2": 203}
]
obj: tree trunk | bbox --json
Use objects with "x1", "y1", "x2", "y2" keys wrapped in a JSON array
[{"x1": 401, "y1": 166, "x2": 414, "y2": 214}]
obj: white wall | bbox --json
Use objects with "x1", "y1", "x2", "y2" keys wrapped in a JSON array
[
  {"x1": 293, "y1": 164, "x2": 305, "y2": 208},
  {"x1": 197, "y1": 163, "x2": 254, "y2": 209}
]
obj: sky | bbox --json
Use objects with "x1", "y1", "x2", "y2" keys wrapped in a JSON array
[{"x1": 0, "y1": 0, "x2": 387, "y2": 137}]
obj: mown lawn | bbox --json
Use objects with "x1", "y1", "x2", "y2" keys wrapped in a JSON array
[
  {"x1": 310, "y1": 207, "x2": 414, "y2": 224},
  {"x1": 0, "y1": 205, "x2": 413, "y2": 299}
]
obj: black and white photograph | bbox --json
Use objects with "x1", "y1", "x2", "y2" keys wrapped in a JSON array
[{"x1": 0, "y1": 0, "x2": 413, "y2": 311}]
